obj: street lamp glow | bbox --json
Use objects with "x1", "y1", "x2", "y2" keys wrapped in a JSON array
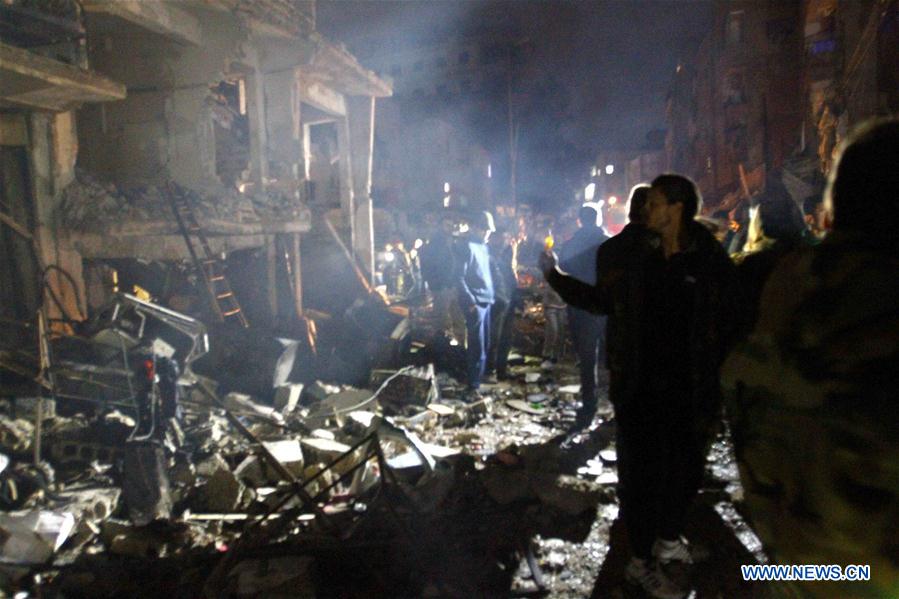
[
  {"x1": 608, "y1": 195, "x2": 618, "y2": 205},
  {"x1": 591, "y1": 166, "x2": 597, "y2": 177},
  {"x1": 487, "y1": 163, "x2": 492, "y2": 178},
  {"x1": 444, "y1": 182, "x2": 450, "y2": 193},
  {"x1": 584, "y1": 182, "x2": 596, "y2": 201},
  {"x1": 605, "y1": 164, "x2": 614, "y2": 175}
]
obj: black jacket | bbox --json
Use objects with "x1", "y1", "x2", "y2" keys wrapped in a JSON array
[{"x1": 547, "y1": 221, "x2": 740, "y2": 425}]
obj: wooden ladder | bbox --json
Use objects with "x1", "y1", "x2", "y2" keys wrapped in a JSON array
[{"x1": 168, "y1": 184, "x2": 249, "y2": 328}]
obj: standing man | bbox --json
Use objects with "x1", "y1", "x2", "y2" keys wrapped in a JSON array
[
  {"x1": 541, "y1": 177, "x2": 739, "y2": 599},
  {"x1": 456, "y1": 211, "x2": 496, "y2": 400},
  {"x1": 558, "y1": 204, "x2": 610, "y2": 430},
  {"x1": 421, "y1": 214, "x2": 465, "y2": 344},
  {"x1": 486, "y1": 226, "x2": 517, "y2": 381}
]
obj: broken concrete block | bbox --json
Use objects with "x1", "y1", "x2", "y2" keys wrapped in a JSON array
[
  {"x1": 234, "y1": 440, "x2": 305, "y2": 489},
  {"x1": 262, "y1": 440, "x2": 304, "y2": 477},
  {"x1": 201, "y1": 468, "x2": 244, "y2": 513},
  {"x1": 309, "y1": 429, "x2": 335, "y2": 441},
  {"x1": 273, "y1": 384, "x2": 304, "y2": 413},
  {"x1": 195, "y1": 453, "x2": 230, "y2": 478},
  {"x1": 300, "y1": 438, "x2": 351, "y2": 466},
  {"x1": 0, "y1": 509, "x2": 75, "y2": 565}
]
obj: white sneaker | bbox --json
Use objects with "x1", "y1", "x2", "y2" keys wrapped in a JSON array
[
  {"x1": 652, "y1": 536, "x2": 706, "y2": 564},
  {"x1": 624, "y1": 558, "x2": 685, "y2": 599}
]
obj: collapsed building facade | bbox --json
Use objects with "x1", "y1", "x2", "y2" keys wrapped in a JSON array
[{"x1": 1, "y1": 0, "x2": 391, "y2": 336}]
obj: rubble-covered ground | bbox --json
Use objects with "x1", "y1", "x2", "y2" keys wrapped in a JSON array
[{"x1": 0, "y1": 295, "x2": 774, "y2": 598}]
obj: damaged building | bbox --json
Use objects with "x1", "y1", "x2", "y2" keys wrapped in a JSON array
[
  {"x1": 664, "y1": 0, "x2": 898, "y2": 209},
  {"x1": 2, "y1": 0, "x2": 391, "y2": 335}
]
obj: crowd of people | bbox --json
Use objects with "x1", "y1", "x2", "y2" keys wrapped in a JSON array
[{"x1": 410, "y1": 118, "x2": 897, "y2": 598}]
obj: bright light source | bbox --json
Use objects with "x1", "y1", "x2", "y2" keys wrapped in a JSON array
[
  {"x1": 384, "y1": 252, "x2": 395, "y2": 263},
  {"x1": 591, "y1": 166, "x2": 597, "y2": 177},
  {"x1": 584, "y1": 183, "x2": 596, "y2": 201},
  {"x1": 487, "y1": 163, "x2": 492, "y2": 178},
  {"x1": 605, "y1": 164, "x2": 614, "y2": 175},
  {"x1": 608, "y1": 196, "x2": 618, "y2": 205},
  {"x1": 443, "y1": 195, "x2": 451, "y2": 208},
  {"x1": 414, "y1": 238, "x2": 423, "y2": 249},
  {"x1": 444, "y1": 182, "x2": 450, "y2": 193}
]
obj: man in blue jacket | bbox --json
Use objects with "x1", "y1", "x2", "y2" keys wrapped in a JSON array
[
  {"x1": 558, "y1": 204, "x2": 610, "y2": 429},
  {"x1": 456, "y1": 211, "x2": 496, "y2": 399}
]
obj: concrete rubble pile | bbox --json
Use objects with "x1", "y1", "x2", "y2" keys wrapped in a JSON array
[
  {"x1": 0, "y1": 293, "x2": 618, "y2": 598},
  {"x1": 56, "y1": 169, "x2": 304, "y2": 232}
]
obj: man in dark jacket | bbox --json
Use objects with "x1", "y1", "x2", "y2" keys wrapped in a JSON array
[
  {"x1": 558, "y1": 204, "x2": 610, "y2": 429},
  {"x1": 456, "y1": 211, "x2": 496, "y2": 399},
  {"x1": 421, "y1": 215, "x2": 464, "y2": 343},
  {"x1": 486, "y1": 226, "x2": 517, "y2": 381},
  {"x1": 542, "y1": 176, "x2": 739, "y2": 598}
]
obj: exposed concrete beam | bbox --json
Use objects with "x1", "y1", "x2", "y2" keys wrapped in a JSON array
[
  {"x1": 82, "y1": 0, "x2": 202, "y2": 46},
  {"x1": 0, "y1": 42, "x2": 126, "y2": 112},
  {"x1": 296, "y1": 74, "x2": 346, "y2": 116}
]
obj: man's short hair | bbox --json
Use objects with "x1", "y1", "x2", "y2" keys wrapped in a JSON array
[
  {"x1": 650, "y1": 174, "x2": 702, "y2": 223},
  {"x1": 627, "y1": 184, "x2": 651, "y2": 223},
  {"x1": 578, "y1": 205, "x2": 599, "y2": 227},
  {"x1": 802, "y1": 195, "x2": 823, "y2": 216},
  {"x1": 828, "y1": 118, "x2": 899, "y2": 242}
]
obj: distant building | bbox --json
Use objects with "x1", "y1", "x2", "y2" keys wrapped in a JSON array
[{"x1": 665, "y1": 0, "x2": 897, "y2": 208}]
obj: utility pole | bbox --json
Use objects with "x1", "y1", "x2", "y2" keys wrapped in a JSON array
[{"x1": 507, "y1": 44, "x2": 519, "y2": 214}]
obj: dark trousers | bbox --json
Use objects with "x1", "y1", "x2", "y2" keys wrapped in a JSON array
[
  {"x1": 568, "y1": 307, "x2": 606, "y2": 416},
  {"x1": 615, "y1": 388, "x2": 709, "y2": 559},
  {"x1": 487, "y1": 298, "x2": 514, "y2": 376},
  {"x1": 465, "y1": 304, "x2": 490, "y2": 389}
]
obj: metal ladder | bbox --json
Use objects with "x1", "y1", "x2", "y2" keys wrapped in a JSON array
[{"x1": 168, "y1": 184, "x2": 249, "y2": 328}]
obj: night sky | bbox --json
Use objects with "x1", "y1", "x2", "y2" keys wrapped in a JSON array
[
  {"x1": 318, "y1": 0, "x2": 712, "y2": 150},
  {"x1": 317, "y1": 0, "x2": 712, "y2": 203}
]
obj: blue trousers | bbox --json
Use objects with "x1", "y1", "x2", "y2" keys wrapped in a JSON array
[{"x1": 465, "y1": 304, "x2": 491, "y2": 389}]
